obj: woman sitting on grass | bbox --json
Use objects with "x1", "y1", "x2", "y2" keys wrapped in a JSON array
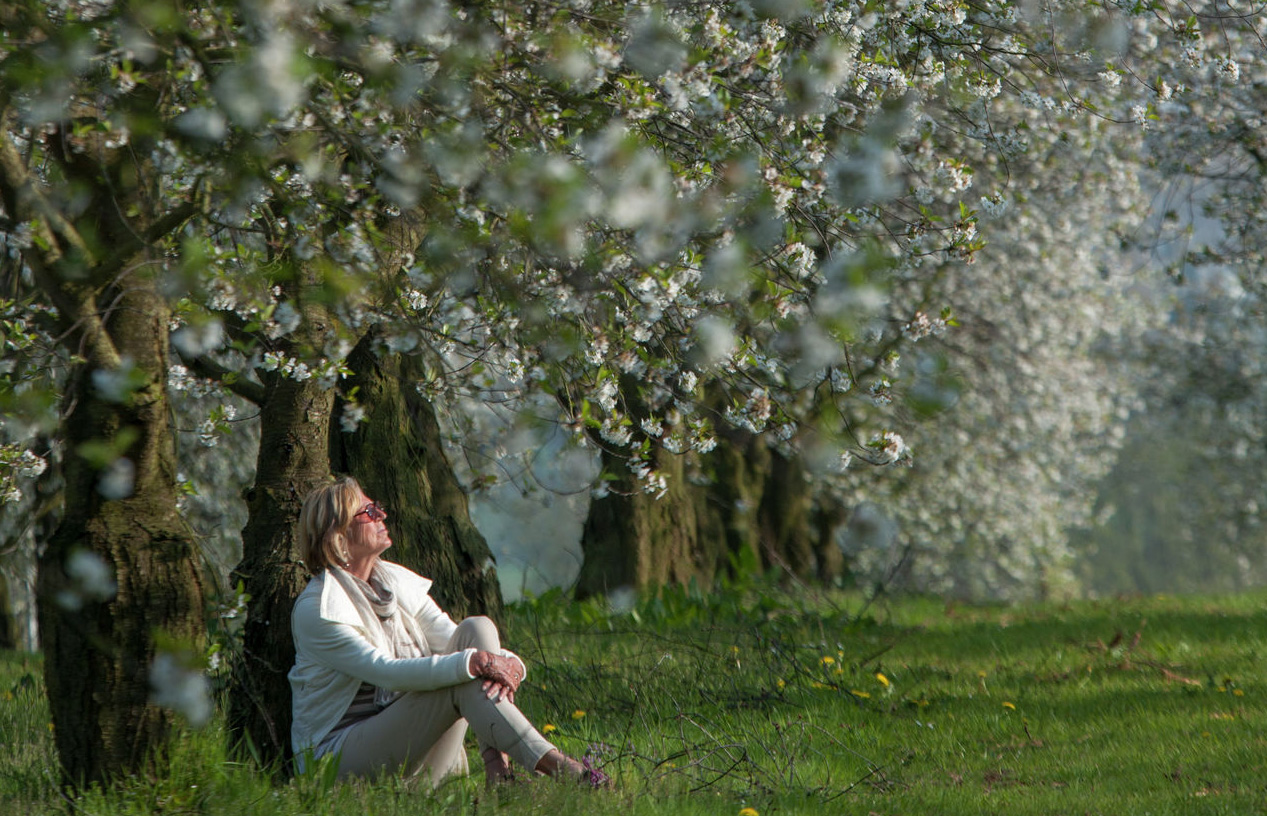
[{"x1": 288, "y1": 476, "x2": 605, "y2": 787}]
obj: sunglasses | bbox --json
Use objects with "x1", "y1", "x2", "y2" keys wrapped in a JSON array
[{"x1": 353, "y1": 501, "x2": 387, "y2": 523}]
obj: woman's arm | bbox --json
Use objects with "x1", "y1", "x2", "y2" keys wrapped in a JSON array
[
  {"x1": 294, "y1": 604, "x2": 476, "y2": 692},
  {"x1": 415, "y1": 595, "x2": 528, "y2": 680},
  {"x1": 414, "y1": 593, "x2": 459, "y2": 650}
]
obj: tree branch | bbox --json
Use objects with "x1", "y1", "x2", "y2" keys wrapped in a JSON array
[
  {"x1": 94, "y1": 198, "x2": 200, "y2": 285},
  {"x1": 0, "y1": 105, "x2": 119, "y2": 368},
  {"x1": 179, "y1": 353, "x2": 268, "y2": 405}
]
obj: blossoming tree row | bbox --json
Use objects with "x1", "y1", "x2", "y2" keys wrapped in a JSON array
[{"x1": 0, "y1": 0, "x2": 1261, "y2": 784}]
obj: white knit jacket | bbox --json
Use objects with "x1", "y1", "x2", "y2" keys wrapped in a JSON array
[{"x1": 288, "y1": 561, "x2": 521, "y2": 765}]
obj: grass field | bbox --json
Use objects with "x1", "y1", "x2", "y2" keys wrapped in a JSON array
[{"x1": 3, "y1": 584, "x2": 1266, "y2": 814}]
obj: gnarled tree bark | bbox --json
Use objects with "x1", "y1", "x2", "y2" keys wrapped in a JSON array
[
  {"x1": 1, "y1": 83, "x2": 205, "y2": 783},
  {"x1": 228, "y1": 296, "x2": 336, "y2": 768},
  {"x1": 332, "y1": 335, "x2": 502, "y2": 620},
  {"x1": 577, "y1": 424, "x2": 838, "y2": 598},
  {"x1": 35, "y1": 278, "x2": 205, "y2": 787}
]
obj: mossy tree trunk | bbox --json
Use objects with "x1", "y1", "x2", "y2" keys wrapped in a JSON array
[
  {"x1": 577, "y1": 444, "x2": 713, "y2": 596},
  {"x1": 577, "y1": 427, "x2": 838, "y2": 598},
  {"x1": 755, "y1": 446, "x2": 816, "y2": 577},
  {"x1": 226, "y1": 209, "x2": 502, "y2": 764},
  {"x1": 331, "y1": 335, "x2": 502, "y2": 620},
  {"x1": 0, "y1": 572, "x2": 14, "y2": 650},
  {"x1": 0, "y1": 96, "x2": 204, "y2": 785},
  {"x1": 228, "y1": 299, "x2": 336, "y2": 767},
  {"x1": 810, "y1": 499, "x2": 848, "y2": 583},
  {"x1": 35, "y1": 279, "x2": 205, "y2": 787}
]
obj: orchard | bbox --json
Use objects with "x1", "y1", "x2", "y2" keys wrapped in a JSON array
[{"x1": 0, "y1": 0, "x2": 1262, "y2": 788}]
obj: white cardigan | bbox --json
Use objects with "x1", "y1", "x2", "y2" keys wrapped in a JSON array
[{"x1": 288, "y1": 562, "x2": 514, "y2": 763}]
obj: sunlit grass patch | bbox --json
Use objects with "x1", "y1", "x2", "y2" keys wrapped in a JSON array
[
  {"x1": 503, "y1": 586, "x2": 1267, "y2": 813},
  {"x1": 3, "y1": 586, "x2": 1267, "y2": 814},
  {"x1": 0, "y1": 652, "x2": 55, "y2": 810}
]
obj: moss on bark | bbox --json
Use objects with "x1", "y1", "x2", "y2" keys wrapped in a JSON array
[
  {"x1": 229, "y1": 290, "x2": 337, "y2": 768},
  {"x1": 332, "y1": 336, "x2": 502, "y2": 620},
  {"x1": 36, "y1": 279, "x2": 205, "y2": 787},
  {"x1": 577, "y1": 423, "x2": 840, "y2": 598}
]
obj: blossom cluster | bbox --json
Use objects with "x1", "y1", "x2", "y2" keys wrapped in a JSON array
[
  {"x1": 257, "y1": 352, "x2": 349, "y2": 389},
  {"x1": 0, "y1": 445, "x2": 49, "y2": 503},
  {"x1": 7, "y1": 0, "x2": 1262, "y2": 607}
]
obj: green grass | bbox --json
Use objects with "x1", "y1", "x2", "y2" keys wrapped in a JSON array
[{"x1": 4, "y1": 586, "x2": 1267, "y2": 814}]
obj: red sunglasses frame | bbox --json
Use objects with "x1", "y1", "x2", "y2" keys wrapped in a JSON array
[{"x1": 353, "y1": 501, "x2": 387, "y2": 523}]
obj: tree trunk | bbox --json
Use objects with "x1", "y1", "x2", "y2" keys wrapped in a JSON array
[
  {"x1": 577, "y1": 431, "x2": 835, "y2": 598},
  {"x1": 755, "y1": 446, "x2": 816, "y2": 578},
  {"x1": 228, "y1": 367, "x2": 334, "y2": 767},
  {"x1": 0, "y1": 572, "x2": 14, "y2": 650},
  {"x1": 36, "y1": 280, "x2": 205, "y2": 787},
  {"x1": 225, "y1": 210, "x2": 470, "y2": 767},
  {"x1": 1, "y1": 84, "x2": 206, "y2": 784},
  {"x1": 810, "y1": 498, "x2": 848, "y2": 584},
  {"x1": 331, "y1": 336, "x2": 503, "y2": 619},
  {"x1": 577, "y1": 444, "x2": 717, "y2": 596}
]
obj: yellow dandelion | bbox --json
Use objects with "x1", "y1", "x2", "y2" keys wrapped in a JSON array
[
  {"x1": 1233, "y1": 689, "x2": 1245, "y2": 697},
  {"x1": 776, "y1": 679, "x2": 786, "y2": 690},
  {"x1": 977, "y1": 669, "x2": 987, "y2": 678},
  {"x1": 820, "y1": 655, "x2": 836, "y2": 667},
  {"x1": 833, "y1": 667, "x2": 844, "y2": 676},
  {"x1": 738, "y1": 808, "x2": 760, "y2": 816},
  {"x1": 731, "y1": 645, "x2": 740, "y2": 656},
  {"x1": 542, "y1": 723, "x2": 557, "y2": 734},
  {"x1": 850, "y1": 689, "x2": 871, "y2": 699},
  {"x1": 571, "y1": 709, "x2": 586, "y2": 720},
  {"x1": 875, "y1": 672, "x2": 890, "y2": 687},
  {"x1": 1002, "y1": 701, "x2": 1016, "y2": 710}
]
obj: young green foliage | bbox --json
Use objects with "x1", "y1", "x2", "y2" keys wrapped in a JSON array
[{"x1": 5, "y1": 586, "x2": 1266, "y2": 814}]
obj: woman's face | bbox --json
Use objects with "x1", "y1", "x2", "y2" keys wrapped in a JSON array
[{"x1": 345, "y1": 492, "x2": 392, "y2": 564}]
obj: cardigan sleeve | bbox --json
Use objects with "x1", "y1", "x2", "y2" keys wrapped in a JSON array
[
  {"x1": 293, "y1": 594, "x2": 477, "y2": 692},
  {"x1": 414, "y1": 592, "x2": 460, "y2": 653},
  {"x1": 412, "y1": 594, "x2": 528, "y2": 680}
]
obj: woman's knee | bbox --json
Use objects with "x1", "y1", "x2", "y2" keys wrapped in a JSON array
[{"x1": 453, "y1": 615, "x2": 500, "y2": 650}]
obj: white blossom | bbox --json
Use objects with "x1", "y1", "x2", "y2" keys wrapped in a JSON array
[
  {"x1": 340, "y1": 403, "x2": 367, "y2": 433},
  {"x1": 150, "y1": 652, "x2": 212, "y2": 727},
  {"x1": 67, "y1": 550, "x2": 117, "y2": 600},
  {"x1": 97, "y1": 457, "x2": 136, "y2": 500}
]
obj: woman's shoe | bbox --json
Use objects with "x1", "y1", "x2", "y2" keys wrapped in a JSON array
[{"x1": 580, "y1": 757, "x2": 613, "y2": 789}]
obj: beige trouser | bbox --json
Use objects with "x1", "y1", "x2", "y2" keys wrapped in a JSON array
[{"x1": 333, "y1": 616, "x2": 557, "y2": 785}]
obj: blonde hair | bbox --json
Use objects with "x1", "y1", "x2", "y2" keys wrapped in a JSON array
[{"x1": 297, "y1": 476, "x2": 364, "y2": 573}]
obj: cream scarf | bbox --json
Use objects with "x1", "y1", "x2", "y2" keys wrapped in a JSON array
[{"x1": 329, "y1": 562, "x2": 429, "y2": 708}]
